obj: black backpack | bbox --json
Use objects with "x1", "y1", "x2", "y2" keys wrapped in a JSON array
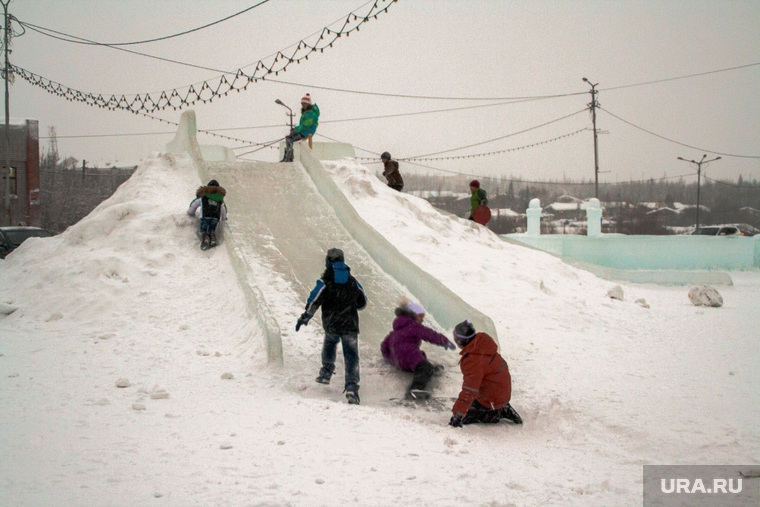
[{"x1": 201, "y1": 195, "x2": 222, "y2": 219}]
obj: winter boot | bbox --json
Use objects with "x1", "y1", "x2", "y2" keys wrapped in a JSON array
[
  {"x1": 344, "y1": 383, "x2": 360, "y2": 405},
  {"x1": 315, "y1": 366, "x2": 333, "y2": 385},
  {"x1": 281, "y1": 145, "x2": 294, "y2": 163},
  {"x1": 502, "y1": 404, "x2": 523, "y2": 425},
  {"x1": 406, "y1": 388, "x2": 431, "y2": 401},
  {"x1": 200, "y1": 233, "x2": 211, "y2": 250},
  {"x1": 209, "y1": 232, "x2": 217, "y2": 248},
  {"x1": 406, "y1": 361, "x2": 435, "y2": 401}
]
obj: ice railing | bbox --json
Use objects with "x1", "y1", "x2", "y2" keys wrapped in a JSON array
[
  {"x1": 507, "y1": 198, "x2": 759, "y2": 285},
  {"x1": 167, "y1": 110, "x2": 283, "y2": 364},
  {"x1": 297, "y1": 145, "x2": 499, "y2": 343}
]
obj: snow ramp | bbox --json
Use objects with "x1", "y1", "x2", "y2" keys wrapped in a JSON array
[{"x1": 168, "y1": 110, "x2": 496, "y2": 365}]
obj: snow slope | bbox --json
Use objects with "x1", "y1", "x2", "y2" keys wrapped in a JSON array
[{"x1": 0, "y1": 153, "x2": 757, "y2": 506}]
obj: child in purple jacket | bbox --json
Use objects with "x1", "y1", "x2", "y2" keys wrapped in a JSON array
[{"x1": 380, "y1": 299, "x2": 456, "y2": 400}]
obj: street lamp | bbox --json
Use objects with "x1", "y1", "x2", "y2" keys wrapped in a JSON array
[
  {"x1": 677, "y1": 154, "x2": 721, "y2": 231},
  {"x1": 274, "y1": 99, "x2": 294, "y2": 129},
  {"x1": 582, "y1": 77, "x2": 600, "y2": 198}
]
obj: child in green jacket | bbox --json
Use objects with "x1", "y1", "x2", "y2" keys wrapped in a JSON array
[{"x1": 281, "y1": 93, "x2": 320, "y2": 162}]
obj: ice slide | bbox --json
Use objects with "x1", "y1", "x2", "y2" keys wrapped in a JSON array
[
  {"x1": 167, "y1": 110, "x2": 497, "y2": 365},
  {"x1": 209, "y1": 158, "x2": 409, "y2": 348}
]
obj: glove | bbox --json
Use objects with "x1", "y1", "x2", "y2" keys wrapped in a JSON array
[
  {"x1": 449, "y1": 414, "x2": 463, "y2": 428},
  {"x1": 444, "y1": 340, "x2": 457, "y2": 351},
  {"x1": 295, "y1": 312, "x2": 311, "y2": 332}
]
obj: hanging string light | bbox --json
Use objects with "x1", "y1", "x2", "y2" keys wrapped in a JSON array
[
  {"x1": 356, "y1": 128, "x2": 588, "y2": 162},
  {"x1": 11, "y1": 0, "x2": 397, "y2": 115}
]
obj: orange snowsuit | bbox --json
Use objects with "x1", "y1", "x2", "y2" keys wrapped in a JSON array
[{"x1": 452, "y1": 332, "x2": 512, "y2": 416}]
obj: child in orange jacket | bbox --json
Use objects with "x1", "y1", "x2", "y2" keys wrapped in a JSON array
[{"x1": 449, "y1": 320, "x2": 523, "y2": 427}]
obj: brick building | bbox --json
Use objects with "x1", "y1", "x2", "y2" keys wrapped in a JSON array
[{"x1": 0, "y1": 119, "x2": 40, "y2": 226}]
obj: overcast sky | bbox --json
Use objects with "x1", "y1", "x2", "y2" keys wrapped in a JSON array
[{"x1": 4, "y1": 0, "x2": 759, "y2": 185}]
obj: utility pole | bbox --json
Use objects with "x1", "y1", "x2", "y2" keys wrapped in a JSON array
[
  {"x1": 2, "y1": 0, "x2": 11, "y2": 226},
  {"x1": 582, "y1": 77, "x2": 600, "y2": 198},
  {"x1": 677, "y1": 154, "x2": 721, "y2": 231}
]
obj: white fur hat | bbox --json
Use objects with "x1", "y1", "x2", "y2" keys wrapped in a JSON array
[{"x1": 406, "y1": 301, "x2": 426, "y2": 315}]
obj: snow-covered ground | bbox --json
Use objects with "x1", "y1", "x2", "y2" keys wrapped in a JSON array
[{"x1": 0, "y1": 153, "x2": 757, "y2": 506}]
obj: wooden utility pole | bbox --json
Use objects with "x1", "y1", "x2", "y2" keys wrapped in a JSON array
[
  {"x1": 583, "y1": 77, "x2": 600, "y2": 199},
  {"x1": 2, "y1": 0, "x2": 11, "y2": 225},
  {"x1": 677, "y1": 154, "x2": 722, "y2": 230}
]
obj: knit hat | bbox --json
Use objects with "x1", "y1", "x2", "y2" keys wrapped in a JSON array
[
  {"x1": 301, "y1": 93, "x2": 312, "y2": 106},
  {"x1": 405, "y1": 301, "x2": 426, "y2": 316},
  {"x1": 326, "y1": 247, "x2": 344, "y2": 263},
  {"x1": 380, "y1": 151, "x2": 391, "y2": 160},
  {"x1": 469, "y1": 180, "x2": 480, "y2": 189},
  {"x1": 208, "y1": 179, "x2": 219, "y2": 186},
  {"x1": 453, "y1": 320, "x2": 476, "y2": 347}
]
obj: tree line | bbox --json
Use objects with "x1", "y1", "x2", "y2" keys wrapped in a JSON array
[
  {"x1": 37, "y1": 127, "x2": 759, "y2": 236},
  {"x1": 39, "y1": 128, "x2": 136, "y2": 233},
  {"x1": 402, "y1": 172, "x2": 760, "y2": 235}
]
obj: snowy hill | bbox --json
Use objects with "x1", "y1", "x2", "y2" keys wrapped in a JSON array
[{"x1": 0, "y1": 152, "x2": 757, "y2": 506}]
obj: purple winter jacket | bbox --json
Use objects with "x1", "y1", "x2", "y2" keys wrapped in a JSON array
[{"x1": 380, "y1": 313, "x2": 451, "y2": 372}]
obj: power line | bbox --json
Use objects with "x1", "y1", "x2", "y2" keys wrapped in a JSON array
[
  {"x1": 18, "y1": 1, "x2": 270, "y2": 46},
  {"x1": 38, "y1": 99, "x2": 566, "y2": 139},
  {"x1": 12, "y1": 0, "x2": 759, "y2": 106},
  {"x1": 407, "y1": 108, "x2": 588, "y2": 159},
  {"x1": 37, "y1": 100, "x2": 757, "y2": 171},
  {"x1": 356, "y1": 128, "x2": 588, "y2": 162},
  {"x1": 165, "y1": 100, "x2": 545, "y2": 133},
  {"x1": 321, "y1": 99, "x2": 548, "y2": 121},
  {"x1": 601, "y1": 62, "x2": 760, "y2": 92},
  {"x1": 41, "y1": 131, "x2": 174, "y2": 139},
  {"x1": 702, "y1": 174, "x2": 757, "y2": 188},
  {"x1": 350, "y1": 141, "x2": 706, "y2": 185},
  {"x1": 600, "y1": 107, "x2": 760, "y2": 159},
  {"x1": 17, "y1": 2, "x2": 275, "y2": 75},
  {"x1": 207, "y1": 99, "x2": 559, "y2": 132},
  {"x1": 263, "y1": 62, "x2": 760, "y2": 101},
  {"x1": 41, "y1": 112, "x2": 275, "y2": 149},
  {"x1": 17, "y1": 25, "x2": 231, "y2": 74},
  {"x1": 265, "y1": 77, "x2": 585, "y2": 101}
]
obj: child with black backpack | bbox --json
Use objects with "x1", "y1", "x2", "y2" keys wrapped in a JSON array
[
  {"x1": 295, "y1": 248, "x2": 368, "y2": 405},
  {"x1": 187, "y1": 179, "x2": 227, "y2": 250}
]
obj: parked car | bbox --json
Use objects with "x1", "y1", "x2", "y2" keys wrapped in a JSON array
[
  {"x1": 734, "y1": 224, "x2": 759, "y2": 237},
  {"x1": 692, "y1": 225, "x2": 747, "y2": 237},
  {"x1": 0, "y1": 226, "x2": 54, "y2": 259}
]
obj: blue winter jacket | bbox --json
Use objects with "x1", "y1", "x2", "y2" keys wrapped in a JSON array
[
  {"x1": 303, "y1": 261, "x2": 367, "y2": 334},
  {"x1": 294, "y1": 104, "x2": 320, "y2": 137}
]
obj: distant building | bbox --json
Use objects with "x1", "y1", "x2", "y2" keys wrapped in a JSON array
[
  {"x1": 555, "y1": 194, "x2": 583, "y2": 204},
  {"x1": 491, "y1": 208, "x2": 522, "y2": 218},
  {"x1": 409, "y1": 190, "x2": 469, "y2": 200},
  {"x1": 544, "y1": 195, "x2": 601, "y2": 221},
  {"x1": 646, "y1": 207, "x2": 681, "y2": 218},
  {"x1": 671, "y1": 202, "x2": 710, "y2": 214},
  {"x1": 0, "y1": 119, "x2": 40, "y2": 227}
]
